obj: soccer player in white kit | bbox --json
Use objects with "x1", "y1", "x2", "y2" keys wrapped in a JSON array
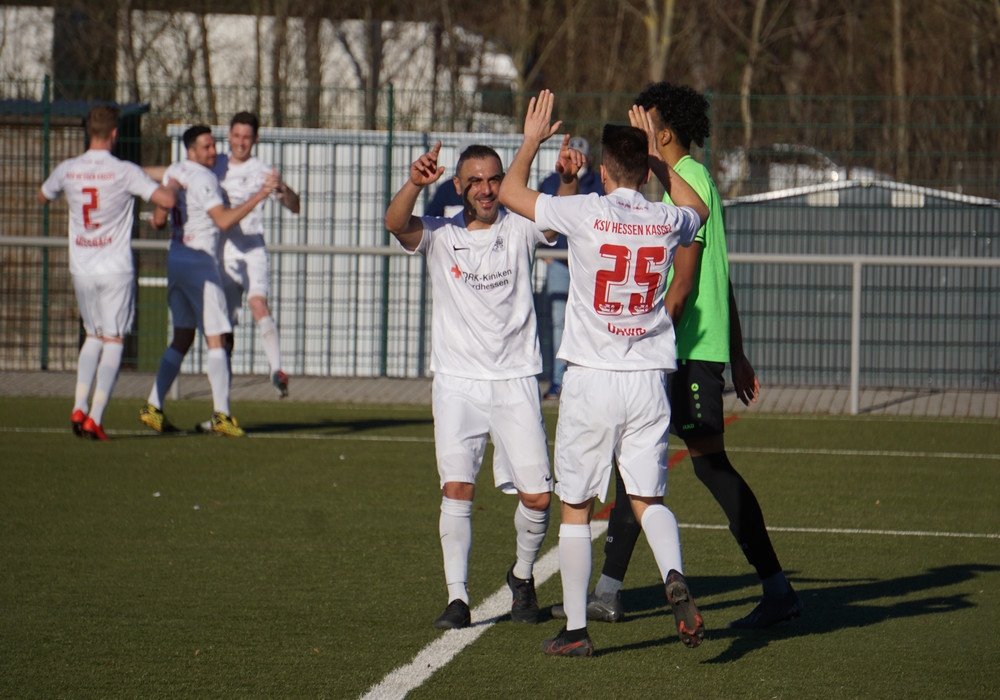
[
  {"x1": 213, "y1": 112, "x2": 300, "y2": 397},
  {"x1": 140, "y1": 125, "x2": 277, "y2": 436},
  {"x1": 499, "y1": 91, "x2": 710, "y2": 656},
  {"x1": 38, "y1": 104, "x2": 178, "y2": 441},
  {"x1": 385, "y1": 142, "x2": 557, "y2": 630}
]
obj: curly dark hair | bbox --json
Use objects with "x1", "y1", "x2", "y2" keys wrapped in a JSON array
[{"x1": 634, "y1": 82, "x2": 711, "y2": 151}]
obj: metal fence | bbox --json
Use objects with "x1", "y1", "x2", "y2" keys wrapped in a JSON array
[
  {"x1": 2, "y1": 78, "x2": 999, "y2": 392},
  {"x1": 4, "y1": 237, "x2": 999, "y2": 397},
  {"x1": 725, "y1": 181, "x2": 1000, "y2": 392}
]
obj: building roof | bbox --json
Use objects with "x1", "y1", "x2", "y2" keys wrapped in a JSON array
[{"x1": 725, "y1": 179, "x2": 1000, "y2": 209}]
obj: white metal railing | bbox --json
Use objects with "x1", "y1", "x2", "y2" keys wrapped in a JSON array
[
  {"x1": 3, "y1": 236, "x2": 998, "y2": 414},
  {"x1": 728, "y1": 253, "x2": 1000, "y2": 413}
]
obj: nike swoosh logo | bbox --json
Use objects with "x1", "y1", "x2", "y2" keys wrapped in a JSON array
[{"x1": 453, "y1": 246, "x2": 469, "y2": 251}]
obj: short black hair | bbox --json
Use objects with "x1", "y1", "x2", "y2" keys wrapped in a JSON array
[
  {"x1": 182, "y1": 124, "x2": 213, "y2": 150},
  {"x1": 230, "y1": 111, "x2": 260, "y2": 135},
  {"x1": 635, "y1": 82, "x2": 711, "y2": 150},
  {"x1": 456, "y1": 144, "x2": 503, "y2": 176},
  {"x1": 600, "y1": 124, "x2": 649, "y2": 188}
]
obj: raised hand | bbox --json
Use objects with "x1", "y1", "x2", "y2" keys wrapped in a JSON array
[
  {"x1": 628, "y1": 104, "x2": 660, "y2": 158},
  {"x1": 554, "y1": 134, "x2": 586, "y2": 181},
  {"x1": 523, "y1": 90, "x2": 563, "y2": 146},
  {"x1": 410, "y1": 141, "x2": 446, "y2": 187}
]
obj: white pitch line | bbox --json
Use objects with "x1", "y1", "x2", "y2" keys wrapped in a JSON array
[
  {"x1": 680, "y1": 523, "x2": 1000, "y2": 539},
  {"x1": 8, "y1": 426, "x2": 1000, "y2": 463},
  {"x1": 726, "y1": 445, "x2": 1000, "y2": 461},
  {"x1": 360, "y1": 520, "x2": 609, "y2": 700},
  {"x1": 362, "y1": 517, "x2": 997, "y2": 699}
]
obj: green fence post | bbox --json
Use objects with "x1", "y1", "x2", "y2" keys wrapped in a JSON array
[
  {"x1": 41, "y1": 75, "x2": 51, "y2": 370},
  {"x1": 380, "y1": 84, "x2": 394, "y2": 377}
]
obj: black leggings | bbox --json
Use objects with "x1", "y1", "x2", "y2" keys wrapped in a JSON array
[{"x1": 602, "y1": 452, "x2": 782, "y2": 582}]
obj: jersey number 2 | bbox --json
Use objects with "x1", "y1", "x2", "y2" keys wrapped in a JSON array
[
  {"x1": 82, "y1": 187, "x2": 100, "y2": 230},
  {"x1": 593, "y1": 244, "x2": 665, "y2": 316}
]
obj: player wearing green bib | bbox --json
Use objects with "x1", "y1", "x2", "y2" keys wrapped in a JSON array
[{"x1": 664, "y1": 154, "x2": 731, "y2": 364}]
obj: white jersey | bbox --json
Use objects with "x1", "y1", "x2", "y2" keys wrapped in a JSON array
[
  {"x1": 213, "y1": 154, "x2": 272, "y2": 250},
  {"x1": 40, "y1": 149, "x2": 160, "y2": 277},
  {"x1": 534, "y1": 188, "x2": 701, "y2": 371},
  {"x1": 162, "y1": 160, "x2": 226, "y2": 263},
  {"x1": 408, "y1": 208, "x2": 553, "y2": 379}
]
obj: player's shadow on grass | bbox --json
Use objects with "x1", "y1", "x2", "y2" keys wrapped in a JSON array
[
  {"x1": 598, "y1": 563, "x2": 998, "y2": 661},
  {"x1": 242, "y1": 416, "x2": 434, "y2": 435}
]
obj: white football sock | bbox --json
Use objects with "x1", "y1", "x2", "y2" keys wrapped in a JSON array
[
  {"x1": 257, "y1": 315, "x2": 282, "y2": 375},
  {"x1": 207, "y1": 347, "x2": 231, "y2": 415},
  {"x1": 558, "y1": 522, "x2": 592, "y2": 632},
  {"x1": 440, "y1": 496, "x2": 473, "y2": 604},
  {"x1": 148, "y1": 347, "x2": 184, "y2": 409},
  {"x1": 513, "y1": 501, "x2": 549, "y2": 580},
  {"x1": 89, "y1": 342, "x2": 123, "y2": 425},
  {"x1": 641, "y1": 503, "x2": 683, "y2": 581},
  {"x1": 74, "y1": 336, "x2": 103, "y2": 413}
]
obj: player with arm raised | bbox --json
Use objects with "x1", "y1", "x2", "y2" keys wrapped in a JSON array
[
  {"x1": 385, "y1": 141, "x2": 556, "y2": 631},
  {"x1": 140, "y1": 125, "x2": 276, "y2": 436},
  {"x1": 563, "y1": 82, "x2": 802, "y2": 630},
  {"x1": 499, "y1": 90, "x2": 708, "y2": 656},
  {"x1": 38, "y1": 104, "x2": 177, "y2": 440}
]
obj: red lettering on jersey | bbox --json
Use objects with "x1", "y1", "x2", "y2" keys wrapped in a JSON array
[{"x1": 606, "y1": 322, "x2": 647, "y2": 337}]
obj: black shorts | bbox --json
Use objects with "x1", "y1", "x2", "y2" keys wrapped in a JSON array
[{"x1": 668, "y1": 359, "x2": 726, "y2": 439}]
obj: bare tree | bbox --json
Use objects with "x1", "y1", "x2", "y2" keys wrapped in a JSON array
[
  {"x1": 196, "y1": 5, "x2": 218, "y2": 124},
  {"x1": 301, "y1": 2, "x2": 323, "y2": 127},
  {"x1": 333, "y1": 4, "x2": 385, "y2": 130},
  {"x1": 619, "y1": 0, "x2": 677, "y2": 84},
  {"x1": 271, "y1": 0, "x2": 289, "y2": 126},
  {"x1": 891, "y1": 0, "x2": 907, "y2": 180}
]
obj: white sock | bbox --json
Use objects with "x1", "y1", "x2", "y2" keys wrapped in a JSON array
[
  {"x1": 641, "y1": 504, "x2": 683, "y2": 581},
  {"x1": 440, "y1": 496, "x2": 473, "y2": 604},
  {"x1": 513, "y1": 501, "x2": 549, "y2": 580},
  {"x1": 558, "y1": 522, "x2": 592, "y2": 632},
  {"x1": 74, "y1": 336, "x2": 103, "y2": 414},
  {"x1": 257, "y1": 315, "x2": 282, "y2": 375},
  {"x1": 148, "y1": 347, "x2": 184, "y2": 409},
  {"x1": 89, "y1": 342, "x2": 123, "y2": 425},
  {"x1": 207, "y1": 347, "x2": 231, "y2": 415}
]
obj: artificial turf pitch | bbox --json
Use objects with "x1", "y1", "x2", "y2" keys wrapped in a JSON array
[{"x1": 1, "y1": 397, "x2": 998, "y2": 698}]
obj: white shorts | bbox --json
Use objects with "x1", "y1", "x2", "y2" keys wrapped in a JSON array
[
  {"x1": 554, "y1": 365, "x2": 672, "y2": 505},
  {"x1": 431, "y1": 373, "x2": 552, "y2": 495},
  {"x1": 222, "y1": 236, "x2": 269, "y2": 324},
  {"x1": 73, "y1": 273, "x2": 135, "y2": 339},
  {"x1": 166, "y1": 256, "x2": 232, "y2": 337}
]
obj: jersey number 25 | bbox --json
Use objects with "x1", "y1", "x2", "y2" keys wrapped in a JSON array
[{"x1": 594, "y1": 244, "x2": 665, "y2": 316}]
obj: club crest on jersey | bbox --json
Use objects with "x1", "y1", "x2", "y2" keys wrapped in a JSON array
[{"x1": 492, "y1": 236, "x2": 505, "y2": 252}]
